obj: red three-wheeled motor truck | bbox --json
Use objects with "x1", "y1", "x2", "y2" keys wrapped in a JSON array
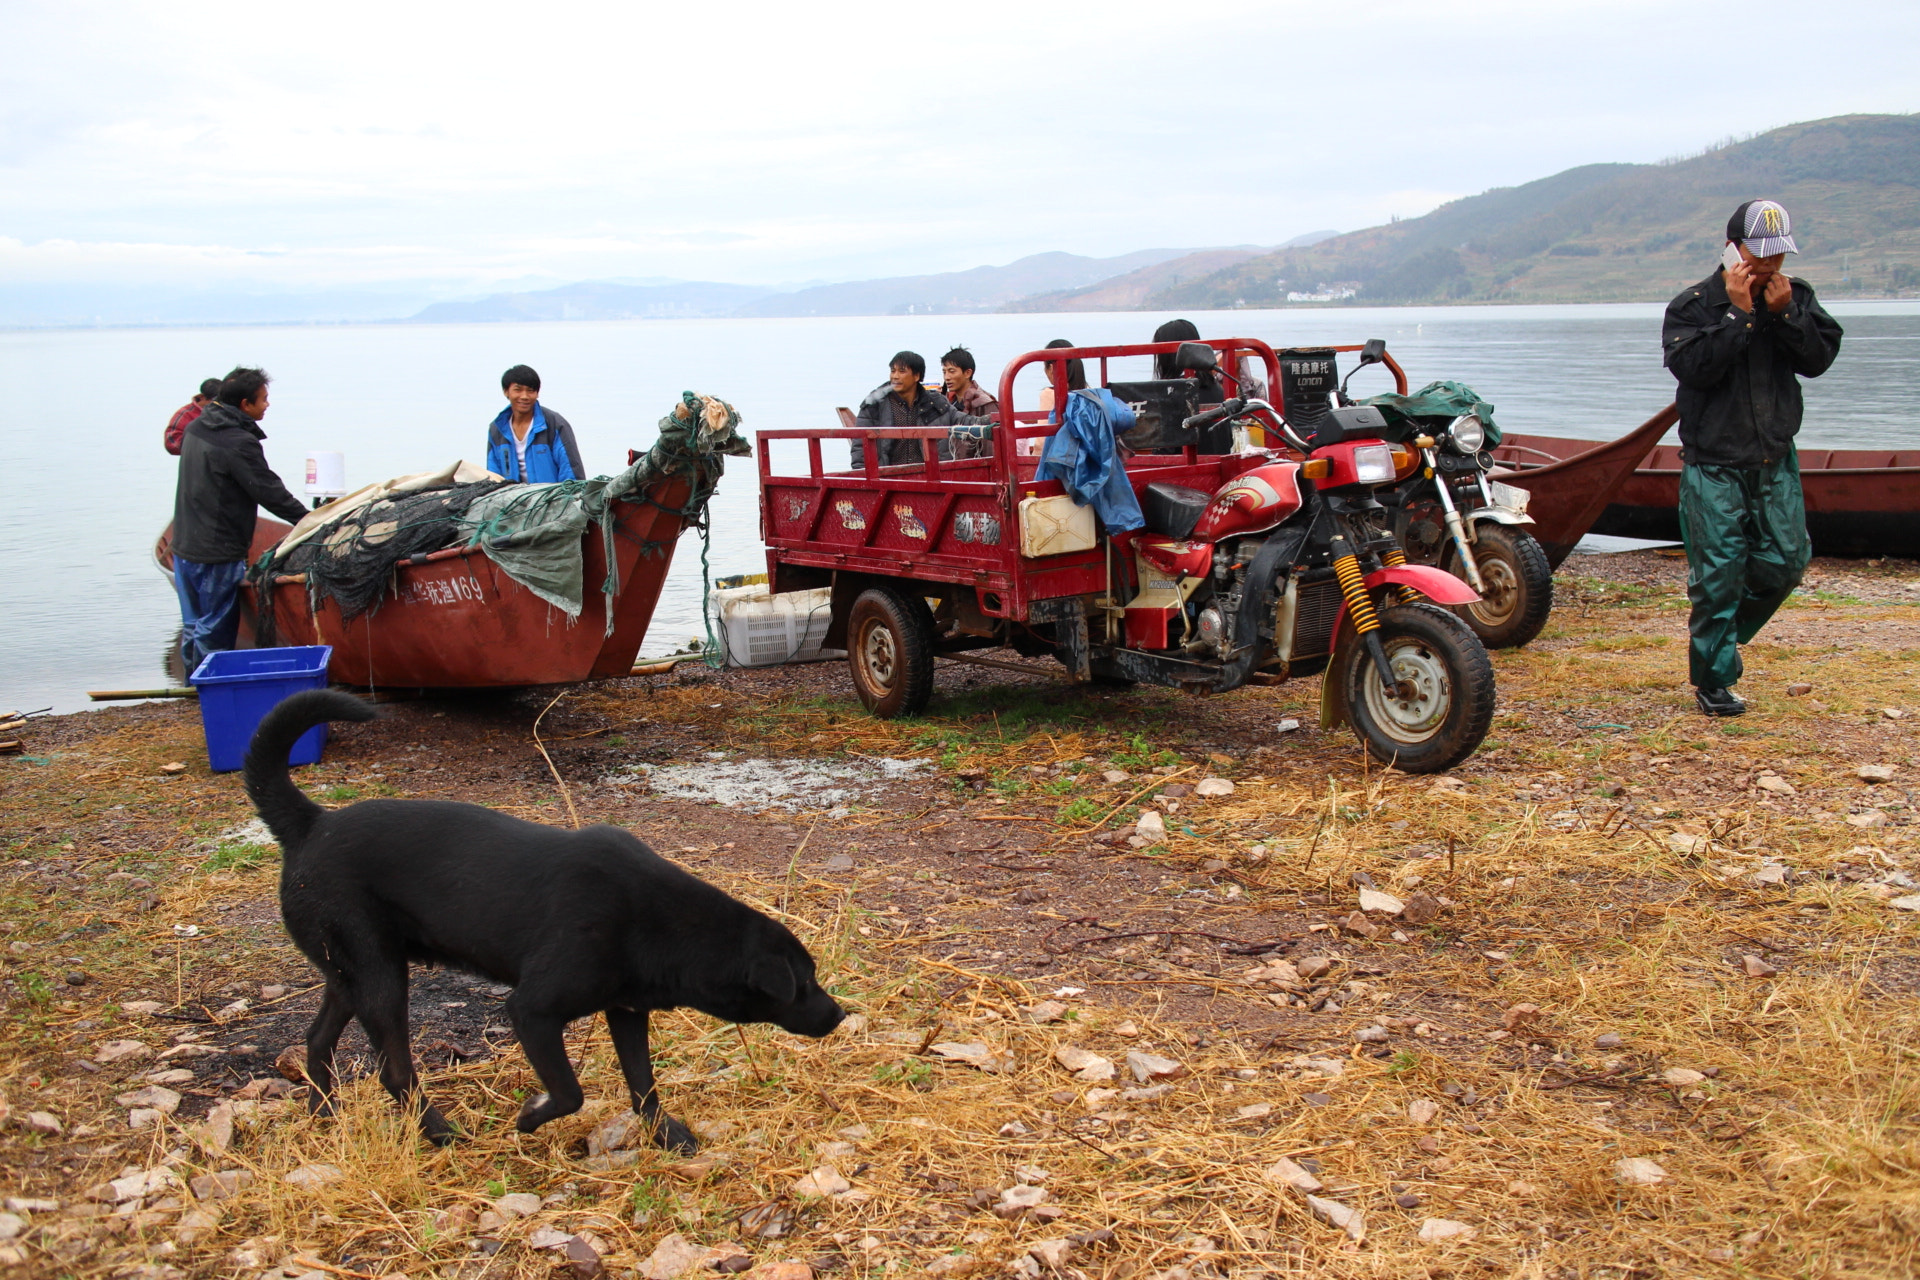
[{"x1": 755, "y1": 337, "x2": 1497, "y2": 774}]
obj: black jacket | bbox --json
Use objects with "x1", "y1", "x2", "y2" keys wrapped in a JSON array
[
  {"x1": 172, "y1": 402, "x2": 310, "y2": 563},
  {"x1": 1662, "y1": 269, "x2": 1843, "y2": 469},
  {"x1": 850, "y1": 384, "x2": 990, "y2": 467}
]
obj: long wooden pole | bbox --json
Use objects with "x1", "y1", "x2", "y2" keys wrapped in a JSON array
[{"x1": 86, "y1": 688, "x2": 199, "y2": 701}]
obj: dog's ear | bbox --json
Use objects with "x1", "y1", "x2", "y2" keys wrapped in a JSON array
[{"x1": 748, "y1": 952, "x2": 798, "y2": 1005}]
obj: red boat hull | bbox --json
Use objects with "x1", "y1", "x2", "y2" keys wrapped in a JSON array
[
  {"x1": 1485, "y1": 405, "x2": 1676, "y2": 568},
  {"x1": 254, "y1": 475, "x2": 695, "y2": 688},
  {"x1": 1497, "y1": 431, "x2": 1920, "y2": 560},
  {"x1": 159, "y1": 478, "x2": 699, "y2": 689}
]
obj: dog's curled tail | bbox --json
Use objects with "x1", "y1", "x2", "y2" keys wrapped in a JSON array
[{"x1": 243, "y1": 689, "x2": 378, "y2": 854}]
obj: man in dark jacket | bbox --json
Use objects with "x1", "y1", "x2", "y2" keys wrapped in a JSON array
[
  {"x1": 1662, "y1": 199, "x2": 1843, "y2": 716},
  {"x1": 851, "y1": 351, "x2": 991, "y2": 468},
  {"x1": 171, "y1": 367, "x2": 311, "y2": 671},
  {"x1": 485, "y1": 364, "x2": 586, "y2": 482}
]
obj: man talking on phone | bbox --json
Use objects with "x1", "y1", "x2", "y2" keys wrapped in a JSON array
[{"x1": 1662, "y1": 200, "x2": 1842, "y2": 717}]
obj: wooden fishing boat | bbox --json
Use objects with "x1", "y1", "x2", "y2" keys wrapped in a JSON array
[
  {"x1": 155, "y1": 482, "x2": 696, "y2": 689},
  {"x1": 1495, "y1": 427, "x2": 1920, "y2": 560},
  {"x1": 153, "y1": 405, "x2": 743, "y2": 689},
  {"x1": 1482, "y1": 405, "x2": 1677, "y2": 568}
]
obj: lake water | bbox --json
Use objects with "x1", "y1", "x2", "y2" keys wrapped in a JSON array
[{"x1": 3, "y1": 301, "x2": 1916, "y2": 716}]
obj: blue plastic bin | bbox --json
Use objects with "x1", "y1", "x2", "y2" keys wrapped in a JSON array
[{"x1": 190, "y1": 646, "x2": 333, "y2": 773}]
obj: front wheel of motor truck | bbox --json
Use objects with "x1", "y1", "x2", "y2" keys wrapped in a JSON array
[
  {"x1": 1337, "y1": 602, "x2": 1494, "y2": 774},
  {"x1": 847, "y1": 586, "x2": 936, "y2": 718},
  {"x1": 1449, "y1": 523, "x2": 1553, "y2": 649}
]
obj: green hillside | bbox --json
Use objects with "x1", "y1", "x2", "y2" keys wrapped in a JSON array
[{"x1": 1148, "y1": 114, "x2": 1920, "y2": 308}]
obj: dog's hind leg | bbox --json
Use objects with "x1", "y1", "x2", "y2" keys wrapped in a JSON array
[
  {"x1": 604, "y1": 1007, "x2": 697, "y2": 1155},
  {"x1": 355, "y1": 962, "x2": 455, "y2": 1146},
  {"x1": 303, "y1": 983, "x2": 354, "y2": 1117},
  {"x1": 506, "y1": 1007, "x2": 587, "y2": 1134}
]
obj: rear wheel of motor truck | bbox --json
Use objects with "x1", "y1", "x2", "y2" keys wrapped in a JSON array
[
  {"x1": 847, "y1": 586, "x2": 936, "y2": 718},
  {"x1": 1447, "y1": 523, "x2": 1553, "y2": 649},
  {"x1": 1337, "y1": 602, "x2": 1495, "y2": 774}
]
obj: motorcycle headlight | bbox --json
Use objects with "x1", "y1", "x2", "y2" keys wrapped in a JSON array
[
  {"x1": 1446, "y1": 413, "x2": 1486, "y2": 453},
  {"x1": 1352, "y1": 444, "x2": 1396, "y2": 484}
]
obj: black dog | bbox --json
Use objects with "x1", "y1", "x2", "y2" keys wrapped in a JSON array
[{"x1": 244, "y1": 689, "x2": 843, "y2": 1150}]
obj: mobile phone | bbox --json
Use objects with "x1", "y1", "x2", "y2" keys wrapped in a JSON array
[{"x1": 1722, "y1": 242, "x2": 1745, "y2": 273}]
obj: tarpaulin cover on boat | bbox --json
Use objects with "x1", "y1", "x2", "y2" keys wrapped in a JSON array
[
  {"x1": 458, "y1": 394, "x2": 748, "y2": 630},
  {"x1": 253, "y1": 393, "x2": 748, "y2": 636},
  {"x1": 1358, "y1": 380, "x2": 1504, "y2": 446}
]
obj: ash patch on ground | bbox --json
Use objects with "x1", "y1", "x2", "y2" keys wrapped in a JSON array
[{"x1": 605, "y1": 753, "x2": 930, "y2": 812}]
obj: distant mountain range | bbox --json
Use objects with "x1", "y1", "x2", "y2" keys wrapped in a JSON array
[
  {"x1": 733, "y1": 248, "x2": 1231, "y2": 317},
  {"x1": 404, "y1": 113, "x2": 1918, "y2": 325},
  {"x1": 10, "y1": 113, "x2": 1908, "y2": 330},
  {"x1": 1149, "y1": 113, "x2": 1920, "y2": 307},
  {"x1": 410, "y1": 279, "x2": 779, "y2": 323},
  {"x1": 1002, "y1": 233, "x2": 1338, "y2": 312},
  {"x1": 408, "y1": 248, "x2": 1272, "y2": 324}
]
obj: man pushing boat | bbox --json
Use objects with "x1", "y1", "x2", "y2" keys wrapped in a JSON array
[
  {"x1": 170, "y1": 368, "x2": 311, "y2": 672},
  {"x1": 1662, "y1": 199, "x2": 1843, "y2": 717}
]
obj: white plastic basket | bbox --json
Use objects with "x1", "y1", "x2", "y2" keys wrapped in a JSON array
[{"x1": 705, "y1": 584, "x2": 841, "y2": 668}]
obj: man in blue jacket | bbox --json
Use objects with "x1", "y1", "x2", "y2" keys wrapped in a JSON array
[{"x1": 486, "y1": 365, "x2": 587, "y2": 482}]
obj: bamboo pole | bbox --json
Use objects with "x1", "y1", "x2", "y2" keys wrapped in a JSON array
[{"x1": 86, "y1": 688, "x2": 199, "y2": 702}]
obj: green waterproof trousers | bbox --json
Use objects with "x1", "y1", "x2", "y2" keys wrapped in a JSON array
[{"x1": 1677, "y1": 453, "x2": 1810, "y2": 690}]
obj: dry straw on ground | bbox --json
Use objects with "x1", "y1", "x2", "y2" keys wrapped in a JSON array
[{"x1": 2, "y1": 557, "x2": 1918, "y2": 1278}]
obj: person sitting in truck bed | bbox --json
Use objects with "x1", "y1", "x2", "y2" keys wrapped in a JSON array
[
  {"x1": 941, "y1": 346, "x2": 999, "y2": 459},
  {"x1": 851, "y1": 350, "x2": 991, "y2": 468}
]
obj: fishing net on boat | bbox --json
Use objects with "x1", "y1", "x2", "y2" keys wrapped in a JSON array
[{"x1": 251, "y1": 466, "x2": 510, "y2": 640}]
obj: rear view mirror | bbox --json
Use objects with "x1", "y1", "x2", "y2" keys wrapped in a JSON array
[
  {"x1": 1174, "y1": 341, "x2": 1218, "y2": 373},
  {"x1": 1358, "y1": 338, "x2": 1386, "y2": 366}
]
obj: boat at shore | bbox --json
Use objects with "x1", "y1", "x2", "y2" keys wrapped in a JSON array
[
  {"x1": 153, "y1": 399, "x2": 745, "y2": 690},
  {"x1": 1482, "y1": 405, "x2": 1677, "y2": 568},
  {"x1": 1495, "y1": 426, "x2": 1920, "y2": 560}
]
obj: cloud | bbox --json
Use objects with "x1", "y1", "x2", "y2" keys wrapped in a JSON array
[{"x1": 2, "y1": 0, "x2": 1915, "y2": 301}]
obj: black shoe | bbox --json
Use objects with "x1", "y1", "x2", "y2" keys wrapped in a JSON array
[{"x1": 1695, "y1": 686, "x2": 1746, "y2": 717}]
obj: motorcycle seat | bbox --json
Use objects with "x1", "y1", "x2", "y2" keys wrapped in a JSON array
[{"x1": 1141, "y1": 482, "x2": 1212, "y2": 540}]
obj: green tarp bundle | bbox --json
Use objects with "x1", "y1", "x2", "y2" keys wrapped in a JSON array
[
  {"x1": 1357, "y1": 380, "x2": 1503, "y2": 447},
  {"x1": 458, "y1": 393, "x2": 750, "y2": 632}
]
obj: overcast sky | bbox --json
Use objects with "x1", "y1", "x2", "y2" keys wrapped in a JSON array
[{"x1": 2, "y1": 0, "x2": 1915, "y2": 300}]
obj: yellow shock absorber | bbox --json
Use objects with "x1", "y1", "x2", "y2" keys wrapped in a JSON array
[
  {"x1": 1380, "y1": 548, "x2": 1418, "y2": 604},
  {"x1": 1333, "y1": 554, "x2": 1381, "y2": 634}
]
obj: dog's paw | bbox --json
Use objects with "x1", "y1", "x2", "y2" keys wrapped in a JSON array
[
  {"x1": 421, "y1": 1107, "x2": 458, "y2": 1146},
  {"x1": 650, "y1": 1113, "x2": 698, "y2": 1156},
  {"x1": 514, "y1": 1093, "x2": 552, "y2": 1133}
]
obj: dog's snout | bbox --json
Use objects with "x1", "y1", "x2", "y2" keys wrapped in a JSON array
[{"x1": 782, "y1": 986, "x2": 845, "y2": 1038}]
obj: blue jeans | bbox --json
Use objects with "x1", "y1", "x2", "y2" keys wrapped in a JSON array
[{"x1": 174, "y1": 558, "x2": 249, "y2": 675}]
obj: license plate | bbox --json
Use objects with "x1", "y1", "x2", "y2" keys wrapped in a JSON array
[{"x1": 1487, "y1": 481, "x2": 1530, "y2": 514}]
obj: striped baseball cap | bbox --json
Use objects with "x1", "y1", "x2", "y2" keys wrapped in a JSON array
[{"x1": 1727, "y1": 199, "x2": 1798, "y2": 256}]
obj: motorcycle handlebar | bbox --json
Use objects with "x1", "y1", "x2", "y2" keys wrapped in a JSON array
[
  {"x1": 1178, "y1": 396, "x2": 1314, "y2": 455},
  {"x1": 1180, "y1": 397, "x2": 1245, "y2": 432}
]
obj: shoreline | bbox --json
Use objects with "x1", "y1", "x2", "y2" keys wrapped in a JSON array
[{"x1": 5, "y1": 296, "x2": 1919, "y2": 336}]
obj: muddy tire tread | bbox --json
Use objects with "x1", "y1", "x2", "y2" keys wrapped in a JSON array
[
  {"x1": 847, "y1": 586, "x2": 936, "y2": 718},
  {"x1": 1456, "y1": 523, "x2": 1553, "y2": 649},
  {"x1": 1341, "y1": 602, "x2": 1496, "y2": 774}
]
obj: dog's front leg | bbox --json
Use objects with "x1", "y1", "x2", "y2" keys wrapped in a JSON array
[
  {"x1": 303, "y1": 984, "x2": 355, "y2": 1117},
  {"x1": 508, "y1": 1008, "x2": 587, "y2": 1134},
  {"x1": 605, "y1": 1006, "x2": 697, "y2": 1154}
]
